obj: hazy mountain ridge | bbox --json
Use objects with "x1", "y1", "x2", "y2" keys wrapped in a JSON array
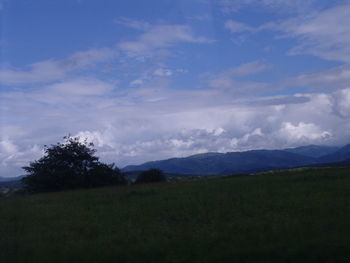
[
  {"x1": 284, "y1": 145, "x2": 339, "y2": 158},
  {"x1": 317, "y1": 144, "x2": 350, "y2": 163},
  {"x1": 123, "y1": 144, "x2": 350, "y2": 175},
  {"x1": 4, "y1": 144, "x2": 350, "y2": 181},
  {"x1": 0, "y1": 175, "x2": 24, "y2": 182}
]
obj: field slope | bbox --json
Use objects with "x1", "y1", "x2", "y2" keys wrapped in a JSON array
[{"x1": 1, "y1": 167, "x2": 350, "y2": 262}]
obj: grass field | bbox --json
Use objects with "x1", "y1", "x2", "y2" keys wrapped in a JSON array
[{"x1": 1, "y1": 167, "x2": 350, "y2": 262}]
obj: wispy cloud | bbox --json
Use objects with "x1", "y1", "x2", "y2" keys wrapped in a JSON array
[
  {"x1": 114, "y1": 17, "x2": 151, "y2": 31},
  {"x1": 117, "y1": 19, "x2": 213, "y2": 58},
  {"x1": 282, "y1": 4, "x2": 350, "y2": 62},
  {"x1": 207, "y1": 61, "x2": 271, "y2": 95},
  {"x1": 187, "y1": 14, "x2": 212, "y2": 21},
  {"x1": 224, "y1": 3, "x2": 350, "y2": 62},
  {"x1": 0, "y1": 48, "x2": 116, "y2": 85},
  {"x1": 219, "y1": 0, "x2": 321, "y2": 14},
  {"x1": 225, "y1": 20, "x2": 257, "y2": 33},
  {"x1": 283, "y1": 64, "x2": 350, "y2": 91}
]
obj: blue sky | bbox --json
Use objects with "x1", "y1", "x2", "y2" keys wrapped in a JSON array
[{"x1": 1, "y1": 0, "x2": 350, "y2": 177}]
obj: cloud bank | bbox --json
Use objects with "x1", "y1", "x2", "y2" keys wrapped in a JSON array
[{"x1": 1, "y1": 2, "x2": 350, "y2": 177}]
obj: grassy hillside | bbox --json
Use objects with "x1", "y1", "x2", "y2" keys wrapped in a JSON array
[{"x1": 1, "y1": 167, "x2": 350, "y2": 262}]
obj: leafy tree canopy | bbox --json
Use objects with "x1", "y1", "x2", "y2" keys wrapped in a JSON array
[{"x1": 22, "y1": 136, "x2": 125, "y2": 192}]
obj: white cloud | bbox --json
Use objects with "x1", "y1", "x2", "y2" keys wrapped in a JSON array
[
  {"x1": 228, "y1": 60, "x2": 271, "y2": 76},
  {"x1": 0, "y1": 140, "x2": 18, "y2": 155},
  {"x1": 1, "y1": 78, "x2": 117, "y2": 108},
  {"x1": 114, "y1": 17, "x2": 151, "y2": 31},
  {"x1": 207, "y1": 61, "x2": 270, "y2": 94},
  {"x1": 118, "y1": 23, "x2": 213, "y2": 58},
  {"x1": 153, "y1": 68, "x2": 172, "y2": 77},
  {"x1": 2, "y1": 59, "x2": 350, "y2": 177},
  {"x1": 187, "y1": 14, "x2": 212, "y2": 21},
  {"x1": 0, "y1": 141, "x2": 43, "y2": 177},
  {"x1": 278, "y1": 122, "x2": 331, "y2": 144},
  {"x1": 209, "y1": 61, "x2": 270, "y2": 82},
  {"x1": 75, "y1": 130, "x2": 115, "y2": 148},
  {"x1": 225, "y1": 20, "x2": 256, "y2": 33},
  {"x1": 280, "y1": 3, "x2": 350, "y2": 62},
  {"x1": 0, "y1": 48, "x2": 116, "y2": 85},
  {"x1": 2, "y1": 88, "x2": 348, "y2": 177},
  {"x1": 224, "y1": 3, "x2": 350, "y2": 62},
  {"x1": 284, "y1": 64, "x2": 350, "y2": 91},
  {"x1": 46, "y1": 78, "x2": 116, "y2": 97},
  {"x1": 129, "y1": 79, "x2": 144, "y2": 86},
  {"x1": 332, "y1": 88, "x2": 350, "y2": 118},
  {"x1": 4, "y1": 8, "x2": 350, "y2": 179},
  {"x1": 129, "y1": 67, "x2": 182, "y2": 87}
]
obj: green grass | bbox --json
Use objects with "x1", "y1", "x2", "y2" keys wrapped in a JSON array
[{"x1": 1, "y1": 167, "x2": 350, "y2": 262}]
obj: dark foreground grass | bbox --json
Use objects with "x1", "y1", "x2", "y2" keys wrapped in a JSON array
[{"x1": 1, "y1": 167, "x2": 350, "y2": 262}]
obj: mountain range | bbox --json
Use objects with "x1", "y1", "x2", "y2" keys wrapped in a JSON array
[
  {"x1": 0, "y1": 175, "x2": 24, "y2": 182},
  {"x1": 2, "y1": 144, "x2": 350, "y2": 183},
  {"x1": 122, "y1": 144, "x2": 350, "y2": 175}
]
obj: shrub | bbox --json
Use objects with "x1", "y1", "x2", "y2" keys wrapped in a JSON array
[{"x1": 135, "y1": 168, "x2": 166, "y2": 184}]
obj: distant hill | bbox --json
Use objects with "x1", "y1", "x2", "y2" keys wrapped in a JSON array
[
  {"x1": 0, "y1": 177, "x2": 12, "y2": 182},
  {"x1": 0, "y1": 176, "x2": 24, "y2": 189},
  {"x1": 123, "y1": 144, "x2": 350, "y2": 175},
  {"x1": 317, "y1": 144, "x2": 350, "y2": 163},
  {"x1": 123, "y1": 149, "x2": 316, "y2": 175},
  {"x1": 0, "y1": 179, "x2": 23, "y2": 189},
  {"x1": 0, "y1": 175, "x2": 24, "y2": 182},
  {"x1": 284, "y1": 145, "x2": 339, "y2": 158}
]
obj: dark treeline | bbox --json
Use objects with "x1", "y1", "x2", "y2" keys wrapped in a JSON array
[{"x1": 22, "y1": 136, "x2": 165, "y2": 193}]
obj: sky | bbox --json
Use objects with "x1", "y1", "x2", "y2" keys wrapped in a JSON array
[{"x1": 1, "y1": 0, "x2": 350, "y2": 177}]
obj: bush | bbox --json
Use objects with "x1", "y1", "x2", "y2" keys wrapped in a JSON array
[
  {"x1": 22, "y1": 136, "x2": 126, "y2": 193},
  {"x1": 135, "y1": 168, "x2": 166, "y2": 184}
]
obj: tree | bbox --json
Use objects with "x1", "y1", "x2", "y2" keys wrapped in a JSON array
[
  {"x1": 135, "y1": 168, "x2": 166, "y2": 184},
  {"x1": 22, "y1": 136, "x2": 125, "y2": 193}
]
